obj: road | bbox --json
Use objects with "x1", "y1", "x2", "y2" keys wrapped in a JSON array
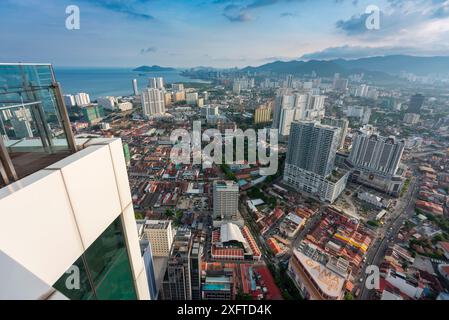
[{"x1": 358, "y1": 174, "x2": 418, "y2": 300}]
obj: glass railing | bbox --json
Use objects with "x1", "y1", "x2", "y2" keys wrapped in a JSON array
[{"x1": 0, "y1": 63, "x2": 77, "y2": 187}]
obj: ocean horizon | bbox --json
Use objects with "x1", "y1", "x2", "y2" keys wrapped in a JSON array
[{"x1": 54, "y1": 67, "x2": 209, "y2": 100}]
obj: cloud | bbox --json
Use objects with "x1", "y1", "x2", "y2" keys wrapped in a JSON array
[
  {"x1": 280, "y1": 12, "x2": 296, "y2": 17},
  {"x1": 79, "y1": 0, "x2": 155, "y2": 20},
  {"x1": 223, "y1": 4, "x2": 253, "y2": 22},
  {"x1": 336, "y1": 0, "x2": 449, "y2": 38},
  {"x1": 140, "y1": 47, "x2": 157, "y2": 54},
  {"x1": 301, "y1": 44, "x2": 449, "y2": 60},
  {"x1": 218, "y1": 0, "x2": 307, "y2": 22}
]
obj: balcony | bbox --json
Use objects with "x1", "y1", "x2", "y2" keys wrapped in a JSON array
[{"x1": 0, "y1": 64, "x2": 77, "y2": 187}]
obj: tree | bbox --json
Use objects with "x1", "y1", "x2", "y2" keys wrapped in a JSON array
[
  {"x1": 164, "y1": 209, "x2": 174, "y2": 218},
  {"x1": 344, "y1": 292, "x2": 354, "y2": 300}
]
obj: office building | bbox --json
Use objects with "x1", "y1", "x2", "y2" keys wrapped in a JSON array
[
  {"x1": 408, "y1": 94, "x2": 425, "y2": 113},
  {"x1": 141, "y1": 88, "x2": 166, "y2": 117},
  {"x1": 74, "y1": 93, "x2": 91, "y2": 107},
  {"x1": 321, "y1": 117, "x2": 349, "y2": 150},
  {"x1": 148, "y1": 77, "x2": 164, "y2": 90},
  {"x1": 161, "y1": 228, "x2": 201, "y2": 300},
  {"x1": 97, "y1": 96, "x2": 117, "y2": 111},
  {"x1": 140, "y1": 220, "x2": 174, "y2": 257},
  {"x1": 283, "y1": 121, "x2": 348, "y2": 203},
  {"x1": 213, "y1": 181, "x2": 239, "y2": 220},
  {"x1": 0, "y1": 63, "x2": 150, "y2": 300},
  {"x1": 132, "y1": 79, "x2": 139, "y2": 96}
]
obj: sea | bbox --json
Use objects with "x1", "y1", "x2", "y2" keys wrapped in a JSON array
[{"x1": 54, "y1": 67, "x2": 208, "y2": 100}]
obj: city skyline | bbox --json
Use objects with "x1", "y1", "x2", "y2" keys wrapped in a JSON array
[{"x1": 2, "y1": 0, "x2": 449, "y2": 67}]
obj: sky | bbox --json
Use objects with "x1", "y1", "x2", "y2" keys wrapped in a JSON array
[{"x1": 1, "y1": 0, "x2": 449, "y2": 68}]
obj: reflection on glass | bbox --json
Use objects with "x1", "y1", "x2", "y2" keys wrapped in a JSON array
[{"x1": 52, "y1": 217, "x2": 137, "y2": 300}]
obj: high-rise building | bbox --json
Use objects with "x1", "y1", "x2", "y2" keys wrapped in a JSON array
[
  {"x1": 190, "y1": 241, "x2": 202, "y2": 300},
  {"x1": 74, "y1": 93, "x2": 91, "y2": 107},
  {"x1": 273, "y1": 93, "x2": 326, "y2": 136},
  {"x1": 0, "y1": 63, "x2": 151, "y2": 300},
  {"x1": 173, "y1": 91, "x2": 186, "y2": 102},
  {"x1": 172, "y1": 83, "x2": 184, "y2": 92},
  {"x1": 254, "y1": 103, "x2": 272, "y2": 124},
  {"x1": 97, "y1": 96, "x2": 117, "y2": 111},
  {"x1": 63, "y1": 94, "x2": 76, "y2": 109},
  {"x1": 233, "y1": 82, "x2": 241, "y2": 95},
  {"x1": 186, "y1": 92, "x2": 199, "y2": 105},
  {"x1": 132, "y1": 79, "x2": 139, "y2": 96},
  {"x1": 148, "y1": 77, "x2": 164, "y2": 90},
  {"x1": 140, "y1": 220, "x2": 174, "y2": 257},
  {"x1": 141, "y1": 88, "x2": 166, "y2": 117},
  {"x1": 403, "y1": 113, "x2": 420, "y2": 124},
  {"x1": 10, "y1": 118, "x2": 33, "y2": 138},
  {"x1": 354, "y1": 84, "x2": 369, "y2": 97},
  {"x1": 213, "y1": 181, "x2": 239, "y2": 220},
  {"x1": 82, "y1": 105, "x2": 105, "y2": 124},
  {"x1": 279, "y1": 107, "x2": 296, "y2": 137},
  {"x1": 284, "y1": 121, "x2": 348, "y2": 203},
  {"x1": 286, "y1": 74, "x2": 294, "y2": 88},
  {"x1": 161, "y1": 228, "x2": 201, "y2": 300},
  {"x1": 348, "y1": 133, "x2": 405, "y2": 196},
  {"x1": 335, "y1": 79, "x2": 349, "y2": 91},
  {"x1": 408, "y1": 94, "x2": 425, "y2": 113},
  {"x1": 164, "y1": 92, "x2": 173, "y2": 107},
  {"x1": 272, "y1": 94, "x2": 295, "y2": 129},
  {"x1": 348, "y1": 133, "x2": 405, "y2": 177},
  {"x1": 321, "y1": 117, "x2": 349, "y2": 150}
]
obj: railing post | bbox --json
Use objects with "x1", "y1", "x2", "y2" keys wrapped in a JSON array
[
  {"x1": 52, "y1": 82, "x2": 78, "y2": 153},
  {"x1": 0, "y1": 136, "x2": 18, "y2": 183}
]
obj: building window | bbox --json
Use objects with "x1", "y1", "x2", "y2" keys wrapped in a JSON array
[{"x1": 53, "y1": 217, "x2": 137, "y2": 300}]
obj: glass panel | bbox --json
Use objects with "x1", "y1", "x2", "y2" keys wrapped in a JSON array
[
  {"x1": 0, "y1": 64, "x2": 69, "y2": 152},
  {"x1": 52, "y1": 256, "x2": 96, "y2": 300},
  {"x1": 84, "y1": 217, "x2": 137, "y2": 300}
]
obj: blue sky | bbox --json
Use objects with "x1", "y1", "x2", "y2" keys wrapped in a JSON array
[{"x1": 1, "y1": 0, "x2": 449, "y2": 67}]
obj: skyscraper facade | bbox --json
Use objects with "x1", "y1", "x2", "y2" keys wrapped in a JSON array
[
  {"x1": 348, "y1": 133, "x2": 405, "y2": 177},
  {"x1": 148, "y1": 77, "x2": 164, "y2": 90},
  {"x1": 408, "y1": 94, "x2": 425, "y2": 113},
  {"x1": 161, "y1": 228, "x2": 201, "y2": 300},
  {"x1": 284, "y1": 121, "x2": 348, "y2": 203},
  {"x1": 321, "y1": 117, "x2": 349, "y2": 150},
  {"x1": 213, "y1": 181, "x2": 239, "y2": 220},
  {"x1": 132, "y1": 79, "x2": 139, "y2": 96},
  {"x1": 141, "y1": 88, "x2": 166, "y2": 117}
]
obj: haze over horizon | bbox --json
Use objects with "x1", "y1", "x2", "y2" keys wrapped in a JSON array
[{"x1": 2, "y1": 0, "x2": 449, "y2": 68}]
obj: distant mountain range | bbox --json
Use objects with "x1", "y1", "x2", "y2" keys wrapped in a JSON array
[
  {"x1": 241, "y1": 55, "x2": 449, "y2": 77},
  {"x1": 133, "y1": 65, "x2": 175, "y2": 72}
]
